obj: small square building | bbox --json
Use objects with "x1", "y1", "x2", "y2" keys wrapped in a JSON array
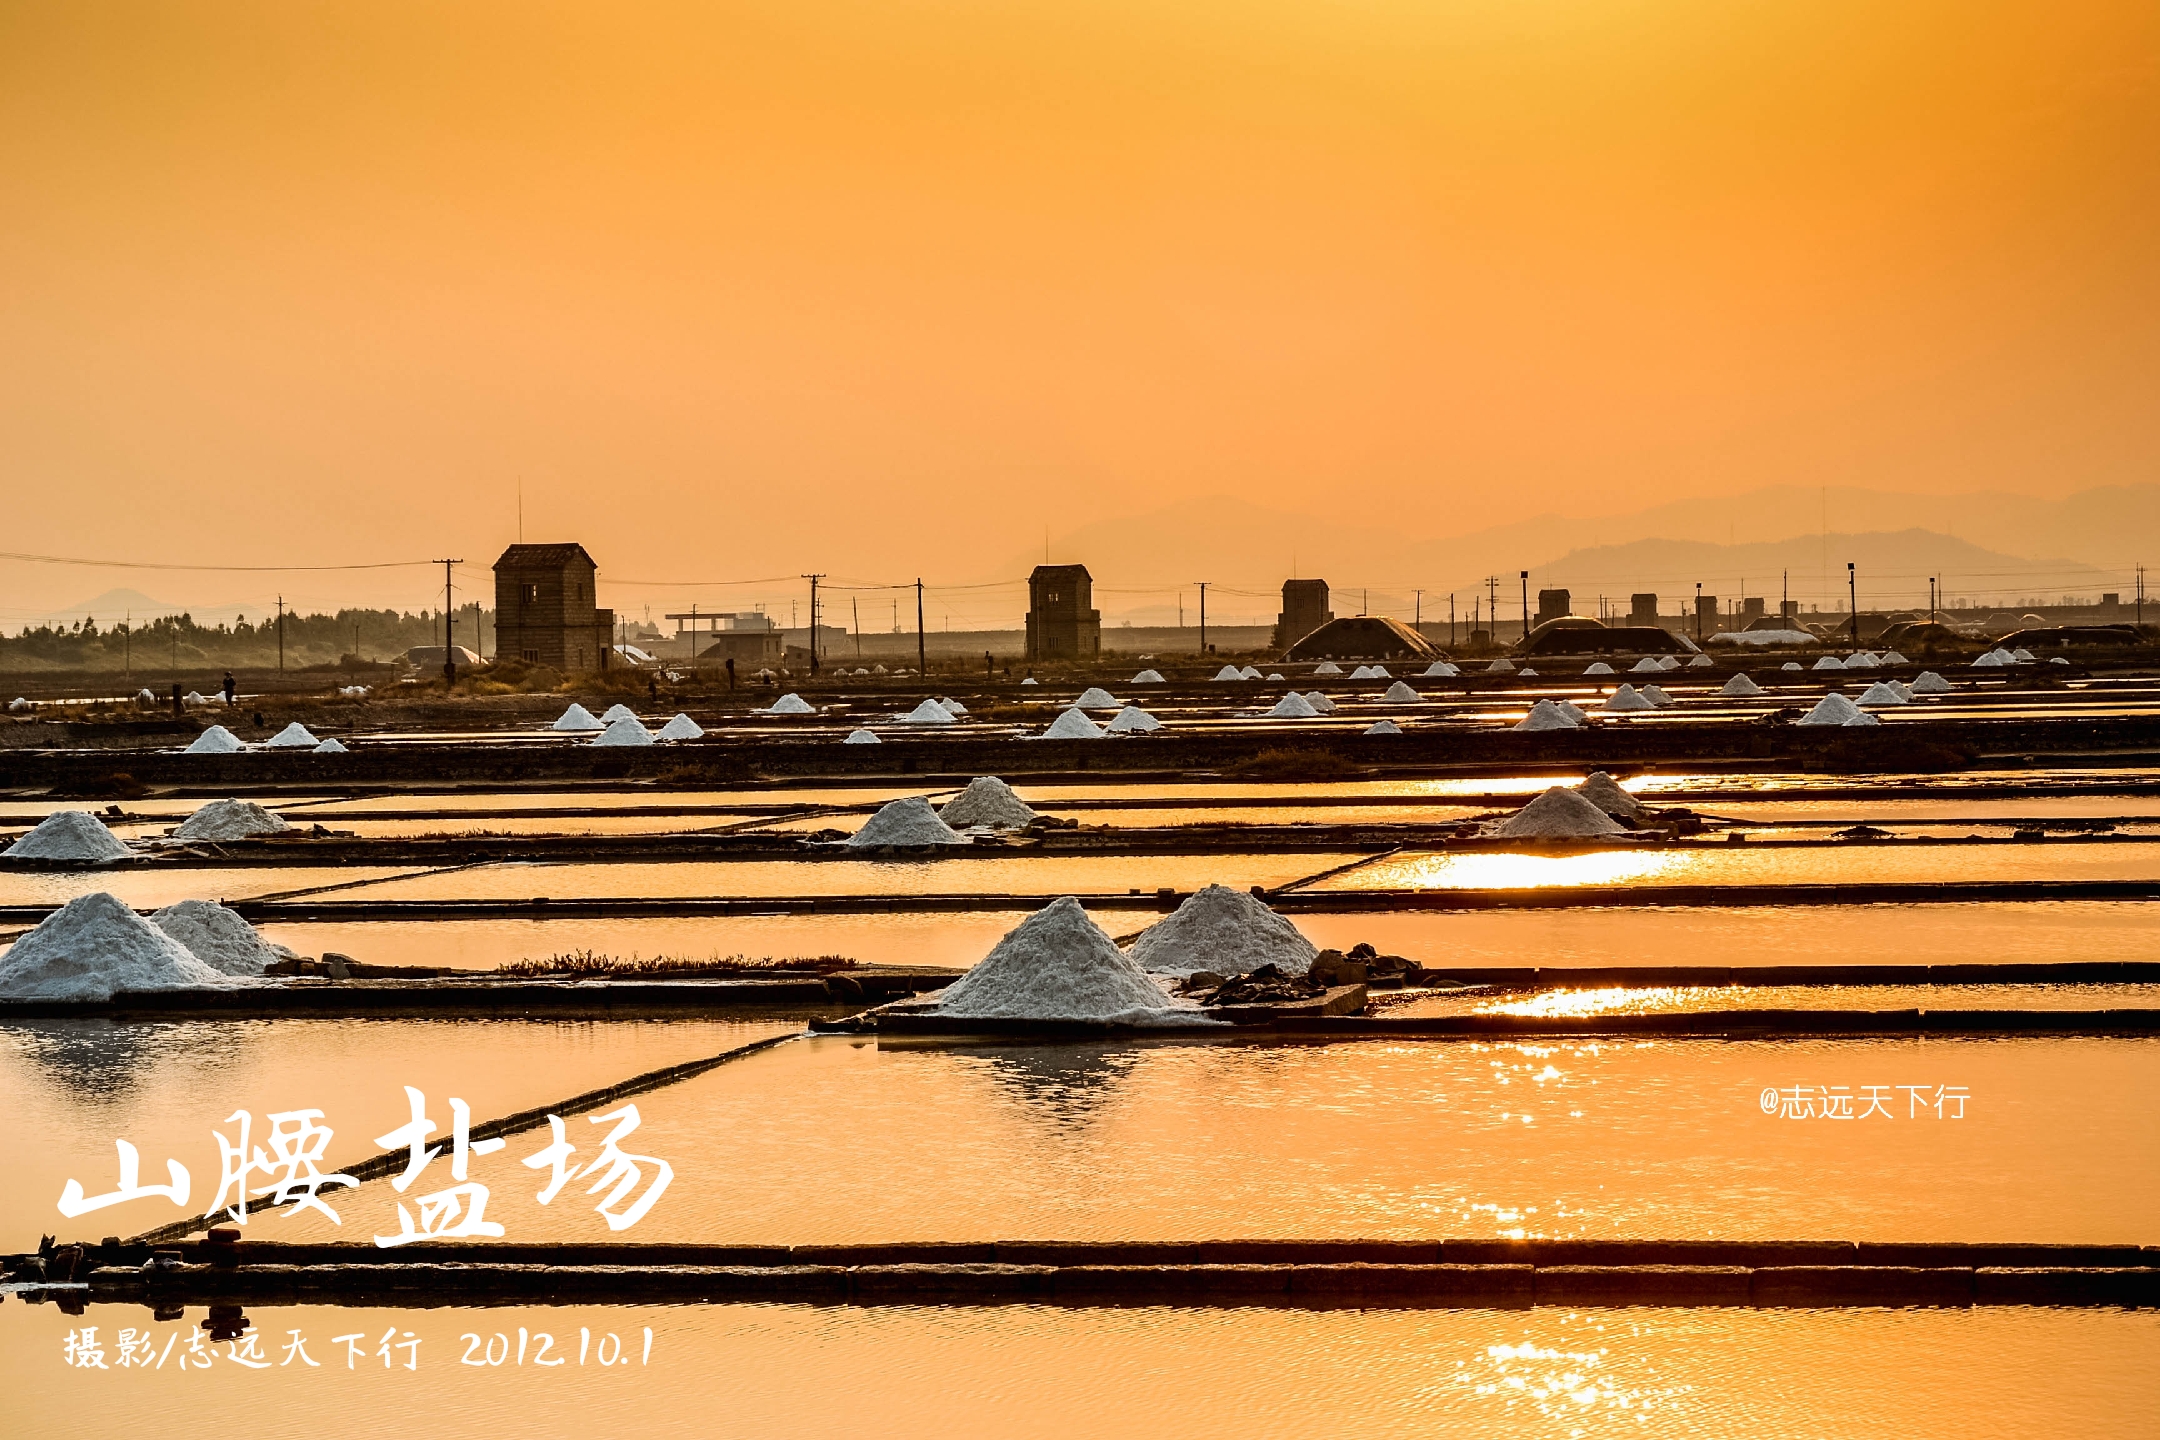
[
  {"x1": 1273, "y1": 579, "x2": 1334, "y2": 651},
  {"x1": 493, "y1": 543, "x2": 616, "y2": 671},
  {"x1": 1026, "y1": 564, "x2": 1101, "y2": 661}
]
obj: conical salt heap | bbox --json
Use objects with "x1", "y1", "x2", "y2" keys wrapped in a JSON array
[
  {"x1": 848, "y1": 796, "x2": 971, "y2": 848},
  {"x1": 592, "y1": 716, "x2": 654, "y2": 746},
  {"x1": 764, "y1": 693, "x2": 816, "y2": 715},
  {"x1": 1585, "y1": 661, "x2": 1616, "y2": 675},
  {"x1": 1641, "y1": 684, "x2": 1673, "y2": 707},
  {"x1": 1494, "y1": 787, "x2": 1627, "y2": 838},
  {"x1": 1212, "y1": 665, "x2": 1243, "y2": 681},
  {"x1": 939, "y1": 777, "x2": 1037, "y2": 829},
  {"x1": 1074, "y1": 687, "x2": 1119, "y2": 708},
  {"x1": 173, "y1": 799, "x2": 289, "y2": 842},
  {"x1": 1911, "y1": 671, "x2": 1952, "y2": 694},
  {"x1": 313, "y1": 738, "x2": 348, "y2": 753},
  {"x1": 933, "y1": 897, "x2": 1176, "y2": 1021},
  {"x1": 1106, "y1": 706, "x2": 1163, "y2": 733},
  {"x1": 551, "y1": 704, "x2": 602, "y2": 731},
  {"x1": 1799, "y1": 693, "x2": 1863, "y2": 726},
  {"x1": 151, "y1": 899, "x2": 294, "y2": 976},
  {"x1": 842, "y1": 728, "x2": 881, "y2": 744},
  {"x1": 1364, "y1": 719, "x2": 1403, "y2": 735},
  {"x1": 0, "y1": 893, "x2": 233, "y2": 1001},
  {"x1": 1575, "y1": 771, "x2": 1646, "y2": 818},
  {"x1": 1602, "y1": 684, "x2": 1654, "y2": 713},
  {"x1": 1720, "y1": 673, "x2": 1763, "y2": 697},
  {"x1": 1038, "y1": 706, "x2": 1105, "y2": 740},
  {"x1": 264, "y1": 722, "x2": 318, "y2": 748},
  {"x1": 1311, "y1": 661, "x2": 1344, "y2": 676},
  {"x1": 1265, "y1": 692, "x2": 1319, "y2": 719},
  {"x1": 5, "y1": 811, "x2": 133, "y2": 862},
  {"x1": 1302, "y1": 692, "x2": 1338, "y2": 713},
  {"x1": 1383, "y1": 680, "x2": 1420, "y2": 703},
  {"x1": 600, "y1": 703, "x2": 638, "y2": 724},
  {"x1": 186, "y1": 725, "x2": 245, "y2": 753},
  {"x1": 1857, "y1": 681, "x2": 1908, "y2": 706},
  {"x1": 899, "y1": 698, "x2": 957, "y2": 724},
  {"x1": 1131, "y1": 669, "x2": 1165, "y2": 684},
  {"x1": 1513, "y1": 699, "x2": 1578, "y2": 732},
  {"x1": 1128, "y1": 883, "x2": 1319, "y2": 978},
  {"x1": 657, "y1": 713, "x2": 704, "y2": 740},
  {"x1": 1630, "y1": 657, "x2": 1663, "y2": 673}
]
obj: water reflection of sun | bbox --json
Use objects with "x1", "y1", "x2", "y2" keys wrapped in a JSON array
[{"x1": 1323, "y1": 849, "x2": 1693, "y2": 890}]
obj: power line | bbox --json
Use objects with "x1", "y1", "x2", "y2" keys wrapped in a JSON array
[{"x1": 0, "y1": 550, "x2": 433, "y2": 572}]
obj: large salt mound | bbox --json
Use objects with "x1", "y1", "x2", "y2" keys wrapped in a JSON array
[
  {"x1": 5, "y1": 811, "x2": 133, "y2": 862},
  {"x1": 1383, "y1": 680, "x2": 1420, "y2": 703},
  {"x1": 1513, "y1": 699, "x2": 1579, "y2": 732},
  {"x1": 1074, "y1": 687, "x2": 1119, "y2": 708},
  {"x1": 1238, "y1": 665, "x2": 1265, "y2": 680},
  {"x1": 173, "y1": 799, "x2": 288, "y2": 842},
  {"x1": 933, "y1": 897, "x2": 1177, "y2": 1021},
  {"x1": 1812, "y1": 656, "x2": 1846, "y2": 671},
  {"x1": 1494, "y1": 787, "x2": 1627, "y2": 838},
  {"x1": 186, "y1": 725, "x2": 244, "y2": 754},
  {"x1": 1629, "y1": 657, "x2": 1663, "y2": 673},
  {"x1": 1312, "y1": 661, "x2": 1344, "y2": 676},
  {"x1": 1912, "y1": 671, "x2": 1952, "y2": 694},
  {"x1": 1348, "y1": 665, "x2": 1377, "y2": 680},
  {"x1": 842, "y1": 728, "x2": 881, "y2": 744},
  {"x1": 1687, "y1": 654, "x2": 1715, "y2": 668},
  {"x1": 848, "y1": 796, "x2": 970, "y2": 848},
  {"x1": 1857, "y1": 682, "x2": 1908, "y2": 706},
  {"x1": 1302, "y1": 691, "x2": 1337, "y2": 713},
  {"x1": 1559, "y1": 701, "x2": 1586, "y2": 722},
  {"x1": 657, "y1": 713, "x2": 704, "y2": 740},
  {"x1": 151, "y1": 899, "x2": 292, "y2": 976},
  {"x1": 1212, "y1": 665, "x2": 1243, "y2": 681},
  {"x1": 1576, "y1": 771, "x2": 1646, "y2": 818},
  {"x1": 899, "y1": 698, "x2": 956, "y2": 725},
  {"x1": 265, "y1": 722, "x2": 318, "y2": 748},
  {"x1": 313, "y1": 738, "x2": 348, "y2": 754},
  {"x1": 1641, "y1": 684, "x2": 1674, "y2": 707},
  {"x1": 1364, "y1": 720, "x2": 1402, "y2": 735},
  {"x1": 1845, "y1": 652, "x2": 1879, "y2": 668},
  {"x1": 939, "y1": 698, "x2": 969, "y2": 716},
  {"x1": 2011, "y1": 647, "x2": 2036, "y2": 663},
  {"x1": 1720, "y1": 673, "x2": 1763, "y2": 697},
  {"x1": 1038, "y1": 707, "x2": 1105, "y2": 740},
  {"x1": 1106, "y1": 706, "x2": 1163, "y2": 733},
  {"x1": 1128, "y1": 883, "x2": 1318, "y2": 977},
  {"x1": 1602, "y1": 684, "x2": 1654, "y2": 713},
  {"x1": 592, "y1": 717, "x2": 655, "y2": 746},
  {"x1": 1265, "y1": 692, "x2": 1319, "y2": 719},
  {"x1": 940, "y1": 776, "x2": 1037, "y2": 828},
  {"x1": 764, "y1": 693, "x2": 817, "y2": 715},
  {"x1": 0, "y1": 893, "x2": 233, "y2": 1001},
  {"x1": 1799, "y1": 693, "x2": 1862, "y2": 726},
  {"x1": 1421, "y1": 661, "x2": 1459, "y2": 677},
  {"x1": 551, "y1": 704, "x2": 603, "y2": 731},
  {"x1": 601, "y1": 704, "x2": 638, "y2": 724},
  {"x1": 1585, "y1": 662, "x2": 1615, "y2": 675},
  {"x1": 1881, "y1": 651, "x2": 1910, "y2": 665},
  {"x1": 1132, "y1": 669, "x2": 1165, "y2": 684}
]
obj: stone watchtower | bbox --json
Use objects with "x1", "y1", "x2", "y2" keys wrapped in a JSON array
[
  {"x1": 492, "y1": 543, "x2": 616, "y2": 671},
  {"x1": 1025, "y1": 564, "x2": 1101, "y2": 661},
  {"x1": 1274, "y1": 579, "x2": 1334, "y2": 650}
]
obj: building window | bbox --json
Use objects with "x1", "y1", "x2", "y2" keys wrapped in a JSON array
[
  {"x1": 522, "y1": 649, "x2": 540, "y2": 663},
  {"x1": 521, "y1": 584, "x2": 540, "y2": 604},
  {"x1": 1046, "y1": 592, "x2": 1060, "y2": 603}
]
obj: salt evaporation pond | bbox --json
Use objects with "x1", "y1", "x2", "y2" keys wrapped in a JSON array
[
  {"x1": 0, "y1": 866, "x2": 434, "y2": 910},
  {"x1": 0, "y1": 1016, "x2": 798, "y2": 1246},
  {"x1": 1308, "y1": 841, "x2": 2160, "y2": 891},
  {"x1": 264, "y1": 1033, "x2": 2158, "y2": 1246},
  {"x1": 3, "y1": 1303, "x2": 2149, "y2": 1440},
  {"x1": 1387, "y1": 981, "x2": 2160, "y2": 1016}
]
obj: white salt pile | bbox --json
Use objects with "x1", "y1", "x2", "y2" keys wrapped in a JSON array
[
  {"x1": 1845, "y1": 652, "x2": 1879, "y2": 668},
  {"x1": 1265, "y1": 672, "x2": 1285, "y2": 681},
  {"x1": 1128, "y1": 883, "x2": 1319, "y2": 977},
  {"x1": 1039, "y1": 707, "x2": 1105, "y2": 740},
  {"x1": 1641, "y1": 684, "x2": 1673, "y2": 707},
  {"x1": 601, "y1": 704, "x2": 638, "y2": 724},
  {"x1": 848, "y1": 796, "x2": 971, "y2": 848},
  {"x1": 1629, "y1": 657, "x2": 1663, "y2": 673},
  {"x1": 1384, "y1": 680, "x2": 1420, "y2": 703},
  {"x1": 1212, "y1": 665, "x2": 1244, "y2": 681},
  {"x1": 592, "y1": 717, "x2": 655, "y2": 746},
  {"x1": 1659, "y1": 655, "x2": 1683, "y2": 670},
  {"x1": 1484, "y1": 658, "x2": 1515, "y2": 674},
  {"x1": 1131, "y1": 670, "x2": 1165, "y2": 684},
  {"x1": 933, "y1": 897, "x2": 1179, "y2": 1022},
  {"x1": 1238, "y1": 665, "x2": 1264, "y2": 680},
  {"x1": 151, "y1": 899, "x2": 293, "y2": 976},
  {"x1": 939, "y1": 698, "x2": 970, "y2": 716},
  {"x1": 657, "y1": 713, "x2": 704, "y2": 740},
  {"x1": 1369, "y1": 665, "x2": 1393, "y2": 679},
  {"x1": 1106, "y1": 705, "x2": 1163, "y2": 733},
  {"x1": 899, "y1": 698, "x2": 956, "y2": 724},
  {"x1": 551, "y1": 704, "x2": 603, "y2": 731},
  {"x1": 873, "y1": 664, "x2": 888, "y2": 675},
  {"x1": 186, "y1": 725, "x2": 244, "y2": 754},
  {"x1": 337, "y1": 685, "x2": 371, "y2": 699},
  {"x1": 1799, "y1": 693, "x2": 1862, "y2": 726},
  {"x1": 1019, "y1": 676, "x2": 1037, "y2": 685},
  {"x1": 1302, "y1": 691, "x2": 1337, "y2": 713},
  {"x1": 1971, "y1": 650, "x2": 2009, "y2": 667},
  {"x1": 7, "y1": 697, "x2": 29, "y2": 712},
  {"x1": 1075, "y1": 687, "x2": 1119, "y2": 708},
  {"x1": 1721, "y1": 673, "x2": 1763, "y2": 697},
  {"x1": 1312, "y1": 661, "x2": 1344, "y2": 676},
  {"x1": 2050, "y1": 656, "x2": 2071, "y2": 666},
  {"x1": 5, "y1": 811, "x2": 132, "y2": 862},
  {"x1": 1494, "y1": 787, "x2": 1627, "y2": 838},
  {"x1": 313, "y1": 738, "x2": 348, "y2": 754},
  {"x1": 1813, "y1": 656, "x2": 1846, "y2": 670},
  {"x1": 1892, "y1": 680, "x2": 1915, "y2": 700},
  {"x1": 1857, "y1": 681, "x2": 1908, "y2": 706},
  {"x1": 1559, "y1": 700, "x2": 1586, "y2": 722},
  {"x1": 265, "y1": 722, "x2": 318, "y2": 748},
  {"x1": 135, "y1": 688, "x2": 157, "y2": 706},
  {"x1": 1881, "y1": 651, "x2": 1909, "y2": 665},
  {"x1": 1364, "y1": 719, "x2": 1402, "y2": 735},
  {"x1": 2012, "y1": 647, "x2": 2036, "y2": 663},
  {"x1": 842, "y1": 728, "x2": 881, "y2": 744},
  {"x1": 1513, "y1": 699, "x2": 1580, "y2": 732},
  {"x1": 1420, "y1": 661, "x2": 1459, "y2": 677},
  {"x1": 1348, "y1": 665, "x2": 1376, "y2": 680},
  {"x1": 1844, "y1": 709, "x2": 1881, "y2": 727},
  {"x1": 1603, "y1": 684, "x2": 1654, "y2": 713},
  {"x1": 0, "y1": 893, "x2": 233, "y2": 1001},
  {"x1": 764, "y1": 693, "x2": 817, "y2": 715},
  {"x1": 1517, "y1": 667, "x2": 1539, "y2": 677},
  {"x1": 1575, "y1": 771, "x2": 1646, "y2": 818},
  {"x1": 183, "y1": 692, "x2": 207, "y2": 706},
  {"x1": 940, "y1": 776, "x2": 1037, "y2": 828},
  {"x1": 1265, "y1": 692, "x2": 1319, "y2": 719},
  {"x1": 173, "y1": 799, "x2": 288, "y2": 842},
  {"x1": 1687, "y1": 654, "x2": 1715, "y2": 668},
  {"x1": 1585, "y1": 661, "x2": 1615, "y2": 675},
  {"x1": 1780, "y1": 661, "x2": 1804, "y2": 672}
]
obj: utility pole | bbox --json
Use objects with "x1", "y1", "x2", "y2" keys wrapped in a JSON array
[
  {"x1": 1694, "y1": 582, "x2": 1702, "y2": 642},
  {"x1": 436, "y1": 559, "x2": 461, "y2": 683},
  {"x1": 915, "y1": 578, "x2": 926, "y2": 676},
  {"x1": 1520, "y1": 571, "x2": 1529, "y2": 642},
  {"x1": 1414, "y1": 590, "x2": 1423, "y2": 632},
  {"x1": 853, "y1": 597, "x2": 861, "y2": 662},
  {"x1": 1196, "y1": 582, "x2": 1209, "y2": 655},
  {"x1": 801, "y1": 574, "x2": 825, "y2": 675},
  {"x1": 1485, "y1": 576, "x2": 1499, "y2": 641},
  {"x1": 275, "y1": 596, "x2": 284, "y2": 676},
  {"x1": 1448, "y1": 594, "x2": 1455, "y2": 647},
  {"x1": 1847, "y1": 562, "x2": 1859, "y2": 648}
]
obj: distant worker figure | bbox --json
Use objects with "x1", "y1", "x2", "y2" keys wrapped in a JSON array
[
  {"x1": 724, "y1": 657, "x2": 736, "y2": 691},
  {"x1": 647, "y1": 676, "x2": 658, "y2": 703},
  {"x1": 985, "y1": 651, "x2": 993, "y2": 680},
  {"x1": 169, "y1": 683, "x2": 182, "y2": 716},
  {"x1": 221, "y1": 671, "x2": 236, "y2": 705}
]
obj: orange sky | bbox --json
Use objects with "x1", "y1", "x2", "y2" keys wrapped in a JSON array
[{"x1": 2, "y1": 1, "x2": 2156, "y2": 621}]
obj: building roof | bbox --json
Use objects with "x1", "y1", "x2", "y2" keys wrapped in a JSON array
[
  {"x1": 1283, "y1": 616, "x2": 1437, "y2": 661},
  {"x1": 1029, "y1": 564, "x2": 1092, "y2": 581},
  {"x1": 494, "y1": 543, "x2": 596, "y2": 569}
]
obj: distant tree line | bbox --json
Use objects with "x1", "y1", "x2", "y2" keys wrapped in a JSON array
[{"x1": 1, "y1": 604, "x2": 492, "y2": 672}]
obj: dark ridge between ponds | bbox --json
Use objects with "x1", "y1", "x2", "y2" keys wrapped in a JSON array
[{"x1": 868, "y1": 1009, "x2": 2160, "y2": 1042}]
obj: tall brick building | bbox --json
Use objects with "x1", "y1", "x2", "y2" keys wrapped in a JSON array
[
  {"x1": 492, "y1": 543, "x2": 616, "y2": 671},
  {"x1": 1273, "y1": 579, "x2": 1333, "y2": 650},
  {"x1": 1026, "y1": 564, "x2": 1101, "y2": 661}
]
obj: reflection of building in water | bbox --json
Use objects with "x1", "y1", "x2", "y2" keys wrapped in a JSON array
[
  {"x1": 11, "y1": 1018, "x2": 202, "y2": 1101},
  {"x1": 958, "y1": 1043, "x2": 1139, "y2": 1125}
]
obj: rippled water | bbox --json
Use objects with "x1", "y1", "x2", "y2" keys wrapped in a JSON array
[
  {"x1": 1312, "y1": 842, "x2": 2160, "y2": 891},
  {"x1": 1384, "y1": 983, "x2": 2160, "y2": 1016}
]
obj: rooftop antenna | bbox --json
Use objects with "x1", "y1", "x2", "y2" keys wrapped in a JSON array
[{"x1": 517, "y1": 478, "x2": 523, "y2": 544}]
